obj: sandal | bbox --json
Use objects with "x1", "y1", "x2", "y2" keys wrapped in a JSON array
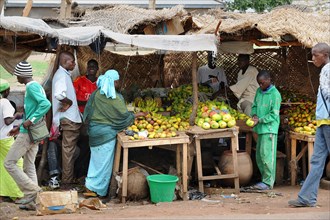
[
  {"x1": 83, "y1": 188, "x2": 98, "y2": 197},
  {"x1": 252, "y1": 182, "x2": 271, "y2": 190}
]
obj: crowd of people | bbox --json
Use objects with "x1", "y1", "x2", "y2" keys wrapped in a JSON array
[{"x1": 0, "y1": 43, "x2": 329, "y2": 211}]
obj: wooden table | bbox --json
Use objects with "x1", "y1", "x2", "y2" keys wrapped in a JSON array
[
  {"x1": 113, "y1": 132, "x2": 190, "y2": 203},
  {"x1": 186, "y1": 126, "x2": 240, "y2": 194},
  {"x1": 236, "y1": 120, "x2": 254, "y2": 155},
  {"x1": 289, "y1": 131, "x2": 315, "y2": 185}
]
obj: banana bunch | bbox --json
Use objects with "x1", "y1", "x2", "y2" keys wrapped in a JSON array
[{"x1": 136, "y1": 98, "x2": 160, "y2": 113}]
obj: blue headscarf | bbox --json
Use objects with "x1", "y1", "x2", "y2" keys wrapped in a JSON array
[{"x1": 97, "y1": 69, "x2": 119, "y2": 99}]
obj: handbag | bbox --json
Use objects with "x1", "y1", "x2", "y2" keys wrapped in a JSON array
[{"x1": 28, "y1": 118, "x2": 50, "y2": 143}]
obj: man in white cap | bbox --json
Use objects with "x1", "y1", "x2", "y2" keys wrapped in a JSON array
[{"x1": 5, "y1": 61, "x2": 51, "y2": 210}]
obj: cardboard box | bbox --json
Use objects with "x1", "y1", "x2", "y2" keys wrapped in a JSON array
[{"x1": 36, "y1": 191, "x2": 78, "y2": 216}]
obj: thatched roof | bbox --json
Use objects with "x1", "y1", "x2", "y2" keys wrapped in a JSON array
[
  {"x1": 192, "y1": 7, "x2": 330, "y2": 48},
  {"x1": 79, "y1": 5, "x2": 190, "y2": 34}
]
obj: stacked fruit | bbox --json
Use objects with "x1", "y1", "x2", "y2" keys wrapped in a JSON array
[
  {"x1": 133, "y1": 97, "x2": 164, "y2": 113},
  {"x1": 166, "y1": 84, "x2": 213, "y2": 120},
  {"x1": 126, "y1": 113, "x2": 190, "y2": 140},
  {"x1": 283, "y1": 102, "x2": 317, "y2": 135},
  {"x1": 278, "y1": 86, "x2": 313, "y2": 103},
  {"x1": 195, "y1": 101, "x2": 237, "y2": 130}
]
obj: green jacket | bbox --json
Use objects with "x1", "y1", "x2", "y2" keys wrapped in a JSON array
[
  {"x1": 251, "y1": 85, "x2": 281, "y2": 134},
  {"x1": 20, "y1": 81, "x2": 51, "y2": 133}
]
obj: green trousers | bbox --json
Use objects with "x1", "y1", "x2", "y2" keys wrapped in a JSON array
[{"x1": 256, "y1": 133, "x2": 277, "y2": 188}]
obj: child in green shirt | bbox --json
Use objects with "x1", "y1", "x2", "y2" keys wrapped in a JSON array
[{"x1": 251, "y1": 70, "x2": 282, "y2": 190}]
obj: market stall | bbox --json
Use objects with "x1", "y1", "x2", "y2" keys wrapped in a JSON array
[{"x1": 1, "y1": 4, "x2": 330, "y2": 200}]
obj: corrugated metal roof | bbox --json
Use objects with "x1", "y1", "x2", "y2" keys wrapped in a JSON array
[{"x1": 6, "y1": 0, "x2": 225, "y2": 8}]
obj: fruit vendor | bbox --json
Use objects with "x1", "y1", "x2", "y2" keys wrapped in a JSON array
[
  {"x1": 289, "y1": 43, "x2": 330, "y2": 208},
  {"x1": 250, "y1": 70, "x2": 282, "y2": 190},
  {"x1": 229, "y1": 54, "x2": 259, "y2": 116},
  {"x1": 83, "y1": 69, "x2": 147, "y2": 198},
  {"x1": 197, "y1": 51, "x2": 228, "y2": 100}
]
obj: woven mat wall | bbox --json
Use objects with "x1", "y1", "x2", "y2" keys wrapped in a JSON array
[
  {"x1": 75, "y1": 46, "x2": 319, "y2": 101},
  {"x1": 163, "y1": 47, "x2": 319, "y2": 100},
  {"x1": 76, "y1": 46, "x2": 162, "y2": 91}
]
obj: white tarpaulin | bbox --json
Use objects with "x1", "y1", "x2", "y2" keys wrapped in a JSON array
[
  {"x1": 0, "y1": 16, "x2": 217, "y2": 52},
  {"x1": 102, "y1": 30, "x2": 217, "y2": 52},
  {"x1": 0, "y1": 16, "x2": 57, "y2": 37}
]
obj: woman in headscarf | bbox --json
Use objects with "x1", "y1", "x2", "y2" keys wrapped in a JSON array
[
  {"x1": 0, "y1": 78, "x2": 23, "y2": 202},
  {"x1": 83, "y1": 70, "x2": 146, "y2": 197}
]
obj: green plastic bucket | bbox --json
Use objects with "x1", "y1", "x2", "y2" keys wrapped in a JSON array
[{"x1": 147, "y1": 174, "x2": 179, "y2": 203}]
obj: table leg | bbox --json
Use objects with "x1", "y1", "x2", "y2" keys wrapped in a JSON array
[
  {"x1": 182, "y1": 143, "x2": 188, "y2": 201},
  {"x1": 302, "y1": 148, "x2": 307, "y2": 179},
  {"x1": 176, "y1": 144, "x2": 181, "y2": 177},
  {"x1": 187, "y1": 142, "x2": 195, "y2": 182},
  {"x1": 113, "y1": 142, "x2": 122, "y2": 173},
  {"x1": 195, "y1": 139, "x2": 204, "y2": 193},
  {"x1": 307, "y1": 142, "x2": 314, "y2": 172},
  {"x1": 231, "y1": 136, "x2": 240, "y2": 194},
  {"x1": 245, "y1": 133, "x2": 252, "y2": 155},
  {"x1": 290, "y1": 138, "x2": 297, "y2": 186},
  {"x1": 121, "y1": 148, "x2": 129, "y2": 203}
]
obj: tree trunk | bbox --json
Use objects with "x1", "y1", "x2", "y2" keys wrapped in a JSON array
[{"x1": 189, "y1": 52, "x2": 198, "y2": 126}]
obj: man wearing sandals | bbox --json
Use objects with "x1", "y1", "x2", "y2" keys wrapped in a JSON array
[
  {"x1": 250, "y1": 70, "x2": 282, "y2": 190},
  {"x1": 289, "y1": 43, "x2": 330, "y2": 207}
]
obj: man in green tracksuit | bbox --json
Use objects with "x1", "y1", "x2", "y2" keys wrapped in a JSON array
[{"x1": 250, "y1": 70, "x2": 282, "y2": 190}]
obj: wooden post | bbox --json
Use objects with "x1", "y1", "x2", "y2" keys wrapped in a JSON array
[
  {"x1": 22, "y1": 0, "x2": 33, "y2": 17},
  {"x1": 60, "y1": 0, "x2": 72, "y2": 20},
  {"x1": 189, "y1": 52, "x2": 198, "y2": 126},
  {"x1": 149, "y1": 0, "x2": 156, "y2": 9},
  {"x1": 0, "y1": 0, "x2": 5, "y2": 15}
]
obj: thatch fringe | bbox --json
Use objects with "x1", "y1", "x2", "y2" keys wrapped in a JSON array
[
  {"x1": 82, "y1": 5, "x2": 189, "y2": 34},
  {"x1": 192, "y1": 7, "x2": 330, "y2": 48}
]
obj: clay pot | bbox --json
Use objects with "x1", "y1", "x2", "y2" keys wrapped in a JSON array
[
  {"x1": 326, "y1": 161, "x2": 330, "y2": 179},
  {"x1": 218, "y1": 150, "x2": 253, "y2": 187}
]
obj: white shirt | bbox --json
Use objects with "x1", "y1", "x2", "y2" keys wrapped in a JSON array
[
  {"x1": 0, "y1": 98, "x2": 15, "y2": 140},
  {"x1": 230, "y1": 65, "x2": 259, "y2": 104},
  {"x1": 52, "y1": 66, "x2": 82, "y2": 127},
  {"x1": 197, "y1": 65, "x2": 227, "y2": 92}
]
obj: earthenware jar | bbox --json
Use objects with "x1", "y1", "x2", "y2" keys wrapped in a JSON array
[{"x1": 218, "y1": 150, "x2": 253, "y2": 187}]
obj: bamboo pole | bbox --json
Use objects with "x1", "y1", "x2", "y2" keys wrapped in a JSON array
[
  {"x1": 189, "y1": 52, "x2": 198, "y2": 126},
  {"x1": 149, "y1": 0, "x2": 156, "y2": 9},
  {"x1": 0, "y1": 0, "x2": 5, "y2": 15},
  {"x1": 22, "y1": 0, "x2": 33, "y2": 17}
]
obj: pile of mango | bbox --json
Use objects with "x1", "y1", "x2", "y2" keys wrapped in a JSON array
[
  {"x1": 194, "y1": 100, "x2": 240, "y2": 130},
  {"x1": 166, "y1": 84, "x2": 212, "y2": 120},
  {"x1": 126, "y1": 113, "x2": 190, "y2": 140},
  {"x1": 283, "y1": 102, "x2": 317, "y2": 135}
]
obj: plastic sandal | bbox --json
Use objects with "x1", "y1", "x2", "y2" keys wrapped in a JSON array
[{"x1": 252, "y1": 182, "x2": 270, "y2": 190}]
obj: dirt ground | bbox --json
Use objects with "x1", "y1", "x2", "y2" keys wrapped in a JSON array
[{"x1": 1, "y1": 185, "x2": 329, "y2": 220}]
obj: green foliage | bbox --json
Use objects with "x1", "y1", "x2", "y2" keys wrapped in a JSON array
[
  {"x1": 227, "y1": 0, "x2": 293, "y2": 12},
  {"x1": 0, "y1": 61, "x2": 48, "y2": 84}
]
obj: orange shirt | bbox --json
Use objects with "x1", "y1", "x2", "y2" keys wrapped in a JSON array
[{"x1": 73, "y1": 75, "x2": 97, "y2": 113}]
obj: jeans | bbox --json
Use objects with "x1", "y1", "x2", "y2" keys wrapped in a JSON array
[
  {"x1": 47, "y1": 141, "x2": 61, "y2": 176},
  {"x1": 298, "y1": 125, "x2": 330, "y2": 205}
]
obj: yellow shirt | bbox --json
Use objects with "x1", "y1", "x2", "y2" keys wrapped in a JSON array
[{"x1": 317, "y1": 119, "x2": 330, "y2": 127}]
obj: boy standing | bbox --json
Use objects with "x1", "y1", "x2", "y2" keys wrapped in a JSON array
[{"x1": 251, "y1": 70, "x2": 282, "y2": 190}]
